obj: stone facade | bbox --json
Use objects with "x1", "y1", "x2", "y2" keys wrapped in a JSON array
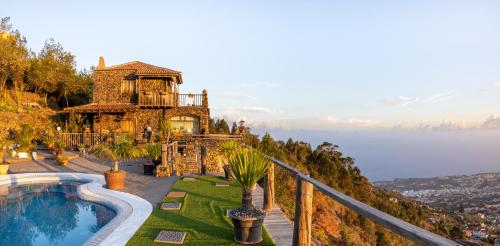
[{"x1": 69, "y1": 59, "x2": 211, "y2": 140}]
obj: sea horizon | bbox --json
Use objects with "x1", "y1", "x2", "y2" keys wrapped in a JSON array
[{"x1": 255, "y1": 128, "x2": 500, "y2": 182}]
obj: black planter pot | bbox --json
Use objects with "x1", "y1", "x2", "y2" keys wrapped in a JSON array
[
  {"x1": 229, "y1": 213, "x2": 265, "y2": 244},
  {"x1": 152, "y1": 159, "x2": 162, "y2": 167},
  {"x1": 143, "y1": 164, "x2": 155, "y2": 175}
]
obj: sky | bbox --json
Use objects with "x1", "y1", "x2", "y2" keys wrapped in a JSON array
[{"x1": 4, "y1": 0, "x2": 500, "y2": 131}]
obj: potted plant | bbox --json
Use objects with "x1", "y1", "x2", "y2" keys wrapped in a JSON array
[
  {"x1": 219, "y1": 141, "x2": 240, "y2": 180},
  {"x1": 41, "y1": 132, "x2": 55, "y2": 151},
  {"x1": 89, "y1": 134, "x2": 146, "y2": 190},
  {"x1": 228, "y1": 148, "x2": 270, "y2": 244},
  {"x1": 16, "y1": 124, "x2": 35, "y2": 159},
  {"x1": 144, "y1": 143, "x2": 161, "y2": 175},
  {"x1": 0, "y1": 137, "x2": 11, "y2": 175},
  {"x1": 54, "y1": 141, "x2": 65, "y2": 157},
  {"x1": 56, "y1": 156, "x2": 69, "y2": 165},
  {"x1": 77, "y1": 143, "x2": 86, "y2": 157}
]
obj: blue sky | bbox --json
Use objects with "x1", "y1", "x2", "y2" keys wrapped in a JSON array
[{"x1": 4, "y1": 0, "x2": 500, "y2": 130}]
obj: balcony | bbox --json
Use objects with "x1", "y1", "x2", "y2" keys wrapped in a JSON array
[{"x1": 138, "y1": 91, "x2": 205, "y2": 108}]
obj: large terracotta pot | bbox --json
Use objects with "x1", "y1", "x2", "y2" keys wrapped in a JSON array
[
  {"x1": 104, "y1": 170, "x2": 126, "y2": 190},
  {"x1": 0, "y1": 164, "x2": 9, "y2": 175}
]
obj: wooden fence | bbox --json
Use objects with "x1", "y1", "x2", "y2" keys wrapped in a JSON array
[
  {"x1": 57, "y1": 133, "x2": 114, "y2": 147},
  {"x1": 262, "y1": 158, "x2": 461, "y2": 246}
]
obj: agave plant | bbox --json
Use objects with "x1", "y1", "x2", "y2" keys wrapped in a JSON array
[
  {"x1": 89, "y1": 134, "x2": 146, "y2": 172},
  {"x1": 218, "y1": 141, "x2": 241, "y2": 179},
  {"x1": 229, "y1": 148, "x2": 270, "y2": 211}
]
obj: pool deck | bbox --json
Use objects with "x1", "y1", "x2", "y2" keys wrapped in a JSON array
[{"x1": 7, "y1": 153, "x2": 178, "y2": 205}]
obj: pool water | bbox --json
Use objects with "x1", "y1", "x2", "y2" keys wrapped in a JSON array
[{"x1": 0, "y1": 182, "x2": 116, "y2": 246}]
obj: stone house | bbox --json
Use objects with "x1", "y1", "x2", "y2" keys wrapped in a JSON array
[{"x1": 64, "y1": 57, "x2": 210, "y2": 142}]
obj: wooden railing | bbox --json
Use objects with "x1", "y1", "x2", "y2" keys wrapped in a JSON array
[
  {"x1": 263, "y1": 158, "x2": 461, "y2": 246},
  {"x1": 137, "y1": 91, "x2": 205, "y2": 107},
  {"x1": 57, "y1": 133, "x2": 114, "y2": 147},
  {"x1": 138, "y1": 91, "x2": 176, "y2": 107}
]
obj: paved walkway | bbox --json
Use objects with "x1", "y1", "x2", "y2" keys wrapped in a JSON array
[
  {"x1": 8, "y1": 154, "x2": 178, "y2": 205},
  {"x1": 253, "y1": 186, "x2": 294, "y2": 246}
]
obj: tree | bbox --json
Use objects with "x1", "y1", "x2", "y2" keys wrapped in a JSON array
[
  {"x1": 231, "y1": 122, "x2": 238, "y2": 134},
  {"x1": 26, "y1": 39, "x2": 77, "y2": 106},
  {"x1": 0, "y1": 17, "x2": 28, "y2": 90},
  {"x1": 375, "y1": 231, "x2": 390, "y2": 246}
]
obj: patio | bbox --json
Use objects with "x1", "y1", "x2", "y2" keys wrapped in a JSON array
[{"x1": 7, "y1": 153, "x2": 178, "y2": 205}]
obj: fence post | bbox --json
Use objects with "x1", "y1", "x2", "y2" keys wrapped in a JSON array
[
  {"x1": 292, "y1": 176, "x2": 313, "y2": 246},
  {"x1": 161, "y1": 142, "x2": 168, "y2": 167},
  {"x1": 263, "y1": 162, "x2": 275, "y2": 211}
]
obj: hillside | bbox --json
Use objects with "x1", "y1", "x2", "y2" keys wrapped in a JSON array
[
  {"x1": 0, "y1": 90, "x2": 57, "y2": 137},
  {"x1": 245, "y1": 133, "x2": 462, "y2": 245}
]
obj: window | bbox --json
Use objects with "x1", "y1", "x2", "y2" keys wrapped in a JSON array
[
  {"x1": 121, "y1": 79, "x2": 136, "y2": 96},
  {"x1": 171, "y1": 116, "x2": 200, "y2": 134}
]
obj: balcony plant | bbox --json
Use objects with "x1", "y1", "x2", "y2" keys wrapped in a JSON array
[
  {"x1": 228, "y1": 148, "x2": 270, "y2": 244},
  {"x1": 89, "y1": 134, "x2": 146, "y2": 190},
  {"x1": 218, "y1": 141, "x2": 240, "y2": 180},
  {"x1": 144, "y1": 143, "x2": 161, "y2": 175}
]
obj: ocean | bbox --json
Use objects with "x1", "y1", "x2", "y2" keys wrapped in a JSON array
[{"x1": 255, "y1": 129, "x2": 500, "y2": 182}]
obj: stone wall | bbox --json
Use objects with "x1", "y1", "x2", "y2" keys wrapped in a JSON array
[
  {"x1": 93, "y1": 70, "x2": 136, "y2": 103},
  {"x1": 165, "y1": 107, "x2": 210, "y2": 135}
]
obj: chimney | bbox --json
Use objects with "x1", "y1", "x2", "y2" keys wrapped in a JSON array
[{"x1": 98, "y1": 56, "x2": 105, "y2": 69}]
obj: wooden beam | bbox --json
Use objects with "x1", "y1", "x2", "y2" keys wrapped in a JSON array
[
  {"x1": 292, "y1": 176, "x2": 313, "y2": 246},
  {"x1": 263, "y1": 162, "x2": 275, "y2": 211}
]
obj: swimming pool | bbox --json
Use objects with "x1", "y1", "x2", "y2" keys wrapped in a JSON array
[
  {"x1": 0, "y1": 173, "x2": 153, "y2": 246},
  {"x1": 0, "y1": 181, "x2": 116, "y2": 246}
]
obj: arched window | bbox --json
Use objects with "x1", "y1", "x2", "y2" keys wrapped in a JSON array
[{"x1": 170, "y1": 116, "x2": 200, "y2": 134}]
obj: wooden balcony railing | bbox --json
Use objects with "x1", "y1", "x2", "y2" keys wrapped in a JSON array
[
  {"x1": 263, "y1": 157, "x2": 462, "y2": 246},
  {"x1": 138, "y1": 91, "x2": 176, "y2": 107},
  {"x1": 138, "y1": 91, "x2": 205, "y2": 107}
]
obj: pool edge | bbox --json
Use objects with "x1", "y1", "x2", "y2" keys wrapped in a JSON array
[{"x1": 0, "y1": 172, "x2": 153, "y2": 246}]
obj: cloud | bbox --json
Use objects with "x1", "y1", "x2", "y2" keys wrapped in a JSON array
[
  {"x1": 495, "y1": 82, "x2": 500, "y2": 87},
  {"x1": 378, "y1": 96, "x2": 415, "y2": 107},
  {"x1": 481, "y1": 115, "x2": 500, "y2": 129},
  {"x1": 378, "y1": 91, "x2": 459, "y2": 107},
  {"x1": 421, "y1": 91, "x2": 459, "y2": 103}
]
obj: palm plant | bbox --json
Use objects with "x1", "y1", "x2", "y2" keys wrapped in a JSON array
[
  {"x1": 229, "y1": 148, "x2": 270, "y2": 211},
  {"x1": 145, "y1": 143, "x2": 161, "y2": 161},
  {"x1": 89, "y1": 134, "x2": 146, "y2": 172},
  {"x1": 16, "y1": 124, "x2": 35, "y2": 152},
  {"x1": 159, "y1": 118, "x2": 173, "y2": 143}
]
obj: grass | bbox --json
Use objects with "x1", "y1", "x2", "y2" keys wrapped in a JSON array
[{"x1": 127, "y1": 176, "x2": 275, "y2": 245}]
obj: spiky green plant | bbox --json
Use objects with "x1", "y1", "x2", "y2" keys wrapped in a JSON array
[
  {"x1": 228, "y1": 148, "x2": 270, "y2": 210},
  {"x1": 89, "y1": 134, "x2": 146, "y2": 172},
  {"x1": 145, "y1": 143, "x2": 161, "y2": 161},
  {"x1": 218, "y1": 141, "x2": 241, "y2": 179}
]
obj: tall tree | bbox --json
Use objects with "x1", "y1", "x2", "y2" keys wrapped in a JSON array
[
  {"x1": 26, "y1": 39, "x2": 79, "y2": 106},
  {"x1": 0, "y1": 17, "x2": 28, "y2": 90}
]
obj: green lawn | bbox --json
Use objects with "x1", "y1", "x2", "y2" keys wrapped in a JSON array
[{"x1": 127, "y1": 176, "x2": 275, "y2": 245}]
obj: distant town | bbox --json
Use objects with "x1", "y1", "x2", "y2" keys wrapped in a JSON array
[{"x1": 375, "y1": 172, "x2": 500, "y2": 245}]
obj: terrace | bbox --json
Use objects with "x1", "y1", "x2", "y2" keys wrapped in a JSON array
[{"x1": 2, "y1": 145, "x2": 462, "y2": 246}]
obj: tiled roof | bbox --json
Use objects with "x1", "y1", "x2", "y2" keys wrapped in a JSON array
[
  {"x1": 96, "y1": 61, "x2": 182, "y2": 76},
  {"x1": 63, "y1": 103, "x2": 137, "y2": 113}
]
